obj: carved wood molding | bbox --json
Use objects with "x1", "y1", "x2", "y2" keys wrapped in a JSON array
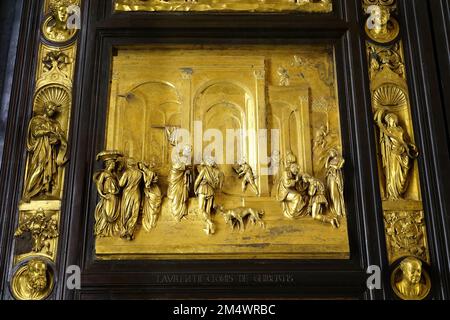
[{"x1": 8, "y1": 0, "x2": 81, "y2": 300}]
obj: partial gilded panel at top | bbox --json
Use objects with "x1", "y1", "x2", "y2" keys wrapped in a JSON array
[{"x1": 114, "y1": 0, "x2": 333, "y2": 13}]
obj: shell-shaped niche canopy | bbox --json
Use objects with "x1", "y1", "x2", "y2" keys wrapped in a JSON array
[
  {"x1": 33, "y1": 84, "x2": 71, "y2": 113},
  {"x1": 373, "y1": 84, "x2": 408, "y2": 109}
]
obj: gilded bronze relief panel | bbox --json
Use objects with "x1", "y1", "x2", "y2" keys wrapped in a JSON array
[
  {"x1": 114, "y1": 0, "x2": 332, "y2": 13},
  {"x1": 94, "y1": 44, "x2": 350, "y2": 259}
]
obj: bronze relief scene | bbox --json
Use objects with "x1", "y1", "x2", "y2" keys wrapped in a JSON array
[
  {"x1": 114, "y1": 0, "x2": 332, "y2": 13},
  {"x1": 94, "y1": 44, "x2": 349, "y2": 259}
]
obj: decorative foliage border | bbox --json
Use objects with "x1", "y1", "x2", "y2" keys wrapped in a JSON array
[
  {"x1": 362, "y1": 0, "x2": 431, "y2": 299},
  {"x1": 8, "y1": 0, "x2": 82, "y2": 300}
]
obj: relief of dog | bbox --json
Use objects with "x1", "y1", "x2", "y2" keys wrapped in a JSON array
[{"x1": 216, "y1": 206, "x2": 265, "y2": 231}]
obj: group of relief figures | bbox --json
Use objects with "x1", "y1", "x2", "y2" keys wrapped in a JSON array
[
  {"x1": 22, "y1": 99, "x2": 417, "y2": 242},
  {"x1": 94, "y1": 147, "x2": 227, "y2": 239},
  {"x1": 93, "y1": 151, "x2": 162, "y2": 240},
  {"x1": 277, "y1": 149, "x2": 345, "y2": 228},
  {"x1": 94, "y1": 141, "x2": 347, "y2": 241}
]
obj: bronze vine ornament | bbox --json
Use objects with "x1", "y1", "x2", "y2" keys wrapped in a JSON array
[{"x1": 14, "y1": 208, "x2": 59, "y2": 255}]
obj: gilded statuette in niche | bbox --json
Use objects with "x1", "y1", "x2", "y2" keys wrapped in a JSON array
[
  {"x1": 11, "y1": 258, "x2": 54, "y2": 300},
  {"x1": 374, "y1": 107, "x2": 419, "y2": 200},
  {"x1": 391, "y1": 257, "x2": 431, "y2": 300},
  {"x1": 115, "y1": 0, "x2": 333, "y2": 13},
  {"x1": 23, "y1": 85, "x2": 69, "y2": 202},
  {"x1": 43, "y1": 0, "x2": 79, "y2": 43},
  {"x1": 95, "y1": 45, "x2": 350, "y2": 259}
]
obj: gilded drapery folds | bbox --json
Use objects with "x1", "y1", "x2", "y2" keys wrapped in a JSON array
[
  {"x1": 9, "y1": 0, "x2": 81, "y2": 300},
  {"x1": 362, "y1": 0, "x2": 431, "y2": 299},
  {"x1": 94, "y1": 45, "x2": 350, "y2": 259},
  {"x1": 0, "y1": 0, "x2": 442, "y2": 301}
]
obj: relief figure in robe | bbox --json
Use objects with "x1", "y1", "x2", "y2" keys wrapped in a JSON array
[
  {"x1": 375, "y1": 109, "x2": 419, "y2": 200},
  {"x1": 119, "y1": 158, "x2": 142, "y2": 240},
  {"x1": 93, "y1": 151, "x2": 122, "y2": 237},
  {"x1": 167, "y1": 146, "x2": 192, "y2": 221},
  {"x1": 23, "y1": 101, "x2": 68, "y2": 202},
  {"x1": 325, "y1": 149, "x2": 346, "y2": 217},
  {"x1": 194, "y1": 157, "x2": 224, "y2": 235},
  {"x1": 303, "y1": 174, "x2": 339, "y2": 228},
  {"x1": 139, "y1": 162, "x2": 162, "y2": 231},
  {"x1": 276, "y1": 152, "x2": 308, "y2": 219}
]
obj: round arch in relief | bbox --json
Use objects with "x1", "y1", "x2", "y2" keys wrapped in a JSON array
[
  {"x1": 126, "y1": 80, "x2": 182, "y2": 102},
  {"x1": 118, "y1": 80, "x2": 182, "y2": 164},
  {"x1": 193, "y1": 79, "x2": 255, "y2": 112},
  {"x1": 121, "y1": 80, "x2": 182, "y2": 128},
  {"x1": 193, "y1": 79, "x2": 256, "y2": 137},
  {"x1": 203, "y1": 101, "x2": 246, "y2": 128},
  {"x1": 269, "y1": 99, "x2": 301, "y2": 163},
  {"x1": 196, "y1": 80, "x2": 253, "y2": 159},
  {"x1": 203, "y1": 101, "x2": 247, "y2": 165}
]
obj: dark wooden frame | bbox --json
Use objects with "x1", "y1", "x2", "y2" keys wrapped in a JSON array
[{"x1": 1, "y1": 0, "x2": 449, "y2": 300}]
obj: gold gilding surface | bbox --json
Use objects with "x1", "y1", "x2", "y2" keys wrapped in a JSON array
[
  {"x1": 114, "y1": 0, "x2": 332, "y2": 13},
  {"x1": 10, "y1": 0, "x2": 81, "y2": 300},
  {"x1": 96, "y1": 45, "x2": 349, "y2": 259}
]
